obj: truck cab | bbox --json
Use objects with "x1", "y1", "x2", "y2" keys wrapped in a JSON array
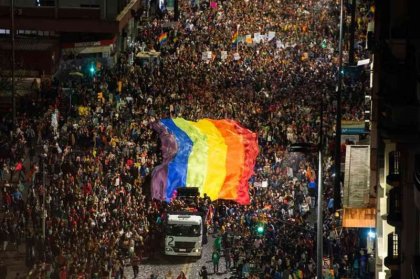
[{"x1": 164, "y1": 213, "x2": 203, "y2": 257}]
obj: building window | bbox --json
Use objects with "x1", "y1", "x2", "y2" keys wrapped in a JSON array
[
  {"x1": 0, "y1": 29, "x2": 10, "y2": 34},
  {"x1": 36, "y1": 0, "x2": 55, "y2": 6},
  {"x1": 393, "y1": 233, "x2": 399, "y2": 257},
  {"x1": 389, "y1": 151, "x2": 401, "y2": 175}
]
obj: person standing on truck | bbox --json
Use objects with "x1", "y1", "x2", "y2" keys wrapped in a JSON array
[{"x1": 212, "y1": 249, "x2": 221, "y2": 274}]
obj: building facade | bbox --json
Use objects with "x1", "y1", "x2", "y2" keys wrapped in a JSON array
[
  {"x1": 0, "y1": 0, "x2": 142, "y2": 75},
  {"x1": 373, "y1": 0, "x2": 420, "y2": 278}
]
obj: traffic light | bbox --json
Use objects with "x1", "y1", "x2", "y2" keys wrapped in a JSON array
[
  {"x1": 342, "y1": 65, "x2": 363, "y2": 78},
  {"x1": 321, "y1": 39, "x2": 327, "y2": 49},
  {"x1": 256, "y1": 223, "x2": 265, "y2": 235},
  {"x1": 89, "y1": 63, "x2": 96, "y2": 75}
]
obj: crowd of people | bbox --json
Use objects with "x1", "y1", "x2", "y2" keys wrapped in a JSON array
[{"x1": 0, "y1": 0, "x2": 375, "y2": 278}]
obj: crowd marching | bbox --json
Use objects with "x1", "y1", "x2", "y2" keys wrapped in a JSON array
[{"x1": 0, "y1": 0, "x2": 375, "y2": 278}]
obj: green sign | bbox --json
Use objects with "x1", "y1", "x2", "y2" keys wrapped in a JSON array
[{"x1": 167, "y1": 0, "x2": 175, "y2": 10}]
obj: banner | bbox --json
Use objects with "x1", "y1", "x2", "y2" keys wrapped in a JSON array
[
  {"x1": 276, "y1": 40, "x2": 285, "y2": 49},
  {"x1": 342, "y1": 208, "x2": 376, "y2": 228},
  {"x1": 202, "y1": 51, "x2": 212, "y2": 61},
  {"x1": 221, "y1": 51, "x2": 227, "y2": 61},
  {"x1": 253, "y1": 32, "x2": 261, "y2": 44},
  {"x1": 245, "y1": 35, "x2": 253, "y2": 44},
  {"x1": 268, "y1": 31, "x2": 276, "y2": 41},
  {"x1": 343, "y1": 145, "x2": 370, "y2": 208},
  {"x1": 210, "y1": 1, "x2": 217, "y2": 9}
]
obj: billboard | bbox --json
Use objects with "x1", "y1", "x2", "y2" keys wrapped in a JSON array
[
  {"x1": 341, "y1": 120, "x2": 366, "y2": 134},
  {"x1": 342, "y1": 145, "x2": 375, "y2": 228},
  {"x1": 342, "y1": 208, "x2": 376, "y2": 228}
]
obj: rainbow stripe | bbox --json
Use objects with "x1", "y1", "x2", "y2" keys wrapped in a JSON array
[
  {"x1": 231, "y1": 31, "x2": 238, "y2": 45},
  {"x1": 158, "y1": 32, "x2": 168, "y2": 45},
  {"x1": 151, "y1": 118, "x2": 258, "y2": 205}
]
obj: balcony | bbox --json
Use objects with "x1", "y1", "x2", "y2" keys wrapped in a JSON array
[
  {"x1": 386, "y1": 151, "x2": 401, "y2": 187},
  {"x1": 387, "y1": 187, "x2": 402, "y2": 227},
  {"x1": 384, "y1": 232, "x2": 401, "y2": 270},
  {"x1": 413, "y1": 256, "x2": 420, "y2": 278},
  {"x1": 415, "y1": 155, "x2": 420, "y2": 210}
]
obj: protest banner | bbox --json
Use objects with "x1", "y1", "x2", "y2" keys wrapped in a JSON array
[
  {"x1": 245, "y1": 35, "x2": 253, "y2": 44},
  {"x1": 276, "y1": 40, "x2": 285, "y2": 49},
  {"x1": 253, "y1": 32, "x2": 261, "y2": 44},
  {"x1": 210, "y1": 1, "x2": 217, "y2": 9},
  {"x1": 202, "y1": 52, "x2": 208, "y2": 61}
]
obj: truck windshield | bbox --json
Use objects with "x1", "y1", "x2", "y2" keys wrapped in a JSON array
[{"x1": 167, "y1": 224, "x2": 201, "y2": 237}]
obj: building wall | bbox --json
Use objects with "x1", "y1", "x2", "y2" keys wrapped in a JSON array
[
  {"x1": 0, "y1": 44, "x2": 60, "y2": 75},
  {"x1": 0, "y1": 0, "x2": 123, "y2": 20},
  {"x1": 105, "y1": 0, "x2": 118, "y2": 21},
  {"x1": 400, "y1": 146, "x2": 420, "y2": 279},
  {"x1": 376, "y1": 141, "x2": 395, "y2": 279}
]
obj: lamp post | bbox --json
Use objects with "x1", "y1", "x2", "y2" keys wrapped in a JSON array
[
  {"x1": 41, "y1": 153, "x2": 46, "y2": 240},
  {"x1": 316, "y1": 90, "x2": 324, "y2": 279},
  {"x1": 288, "y1": 90, "x2": 325, "y2": 279},
  {"x1": 290, "y1": 0, "x2": 343, "y2": 275},
  {"x1": 334, "y1": 0, "x2": 344, "y2": 213}
]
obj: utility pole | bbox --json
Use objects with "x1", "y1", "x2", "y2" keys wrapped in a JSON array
[
  {"x1": 349, "y1": 0, "x2": 356, "y2": 65},
  {"x1": 42, "y1": 155, "x2": 46, "y2": 240},
  {"x1": 11, "y1": 0, "x2": 16, "y2": 126},
  {"x1": 334, "y1": 0, "x2": 344, "y2": 212},
  {"x1": 316, "y1": 90, "x2": 325, "y2": 279}
]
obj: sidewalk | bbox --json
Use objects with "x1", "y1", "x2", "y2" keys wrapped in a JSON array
[
  {"x1": 0, "y1": 147, "x2": 34, "y2": 278},
  {"x1": 0, "y1": 235, "x2": 28, "y2": 279}
]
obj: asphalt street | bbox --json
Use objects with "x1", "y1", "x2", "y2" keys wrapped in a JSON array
[{"x1": 125, "y1": 234, "x2": 233, "y2": 279}]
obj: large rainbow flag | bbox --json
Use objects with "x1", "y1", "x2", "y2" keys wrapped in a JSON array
[{"x1": 151, "y1": 118, "x2": 259, "y2": 205}]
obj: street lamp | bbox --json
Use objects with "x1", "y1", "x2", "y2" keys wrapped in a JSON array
[
  {"x1": 288, "y1": 1, "x2": 343, "y2": 277},
  {"x1": 334, "y1": 0, "x2": 345, "y2": 213},
  {"x1": 288, "y1": 140, "x2": 324, "y2": 279},
  {"x1": 288, "y1": 87, "x2": 325, "y2": 278},
  {"x1": 39, "y1": 152, "x2": 47, "y2": 240}
]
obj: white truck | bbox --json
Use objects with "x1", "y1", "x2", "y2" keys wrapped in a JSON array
[{"x1": 164, "y1": 213, "x2": 203, "y2": 258}]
